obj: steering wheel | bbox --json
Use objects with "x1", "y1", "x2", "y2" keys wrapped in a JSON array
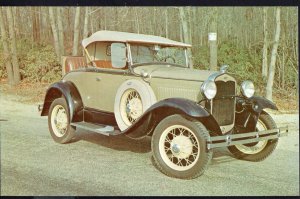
[{"x1": 164, "y1": 56, "x2": 176, "y2": 63}]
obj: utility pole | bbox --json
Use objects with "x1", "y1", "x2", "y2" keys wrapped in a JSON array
[{"x1": 209, "y1": 8, "x2": 218, "y2": 71}]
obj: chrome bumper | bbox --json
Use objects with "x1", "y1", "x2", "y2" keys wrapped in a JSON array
[{"x1": 207, "y1": 126, "x2": 289, "y2": 150}]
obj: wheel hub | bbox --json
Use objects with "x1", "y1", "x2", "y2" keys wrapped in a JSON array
[
  {"x1": 126, "y1": 98, "x2": 143, "y2": 120},
  {"x1": 171, "y1": 135, "x2": 193, "y2": 159}
]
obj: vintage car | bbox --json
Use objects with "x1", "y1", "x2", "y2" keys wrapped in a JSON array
[{"x1": 40, "y1": 31, "x2": 288, "y2": 179}]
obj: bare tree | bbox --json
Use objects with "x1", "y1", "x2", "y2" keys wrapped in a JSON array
[
  {"x1": 72, "y1": 7, "x2": 81, "y2": 56},
  {"x1": 262, "y1": 7, "x2": 268, "y2": 79},
  {"x1": 208, "y1": 7, "x2": 218, "y2": 71},
  {"x1": 57, "y1": 7, "x2": 65, "y2": 56},
  {"x1": 266, "y1": 7, "x2": 281, "y2": 101},
  {"x1": 0, "y1": 8, "x2": 14, "y2": 85},
  {"x1": 83, "y1": 7, "x2": 90, "y2": 38},
  {"x1": 49, "y1": 7, "x2": 61, "y2": 62},
  {"x1": 6, "y1": 7, "x2": 20, "y2": 84}
]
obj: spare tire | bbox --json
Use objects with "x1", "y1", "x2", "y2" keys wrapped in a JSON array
[{"x1": 114, "y1": 79, "x2": 157, "y2": 131}]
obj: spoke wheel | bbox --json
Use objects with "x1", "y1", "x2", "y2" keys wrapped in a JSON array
[
  {"x1": 228, "y1": 111, "x2": 278, "y2": 161},
  {"x1": 120, "y1": 89, "x2": 143, "y2": 126},
  {"x1": 48, "y1": 98, "x2": 75, "y2": 144},
  {"x1": 159, "y1": 125, "x2": 200, "y2": 171},
  {"x1": 152, "y1": 114, "x2": 212, "y2": 179},
  {"x1": 51, "y1": 105, "x2": 68, "y2": 137}
]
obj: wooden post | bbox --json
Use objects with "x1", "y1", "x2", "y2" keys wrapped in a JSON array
[{"x1": 209, "y1": 32, "x2": 218, "y2": 71}]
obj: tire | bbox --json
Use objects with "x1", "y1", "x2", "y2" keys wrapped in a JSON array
[
  {"x1": 228, "y1": 112, "x2": 278, "y2": 161},
  {"x1": 151, "y1": 114, "x2": 213, "y2": 179},
  {"x1": 114, "y1": 79, "x2": 156, "y2": 131},
  {"x1": 48, "y1": 98, "x2": 76, "y2": 144}
]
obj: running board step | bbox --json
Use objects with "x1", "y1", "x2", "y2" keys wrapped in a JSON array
[{"x1": 71, "y1": 122, "x2": 121, "y2": 136}]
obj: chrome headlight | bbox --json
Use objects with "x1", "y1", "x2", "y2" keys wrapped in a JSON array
[
  {"x1": 241, "y1": 80, "x2": 255, "y2": 98},
  {"x1": 201, "y1": 80, "x2": 217, "y2": 99}
]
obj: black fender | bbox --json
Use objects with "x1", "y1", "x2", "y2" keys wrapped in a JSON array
[
  {"x1": 235, "y1": 96, "x2": 278, "y2": 132},
  {"x1": 124, "y1": 98, "x2": 222, "y2": 139},
  {"x1": 248, "y1": 96, "x2": 278, "y2": 112},
  {"x1": 41, "y1": 81, "x2": 83, "y2": 122}
]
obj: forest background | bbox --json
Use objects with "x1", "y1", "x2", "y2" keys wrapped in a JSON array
[{"x1": 0, "y1": 6, "x2": 298, "y2": 110}]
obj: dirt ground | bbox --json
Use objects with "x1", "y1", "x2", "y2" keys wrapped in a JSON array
[{"x1": 0, "y1": 82, "x2": 299, "y2": 196}]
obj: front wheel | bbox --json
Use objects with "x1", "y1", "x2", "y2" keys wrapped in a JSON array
[
  {"x1": 48, "y1": 97, "x2": 75, "y2": 144},
  {"x1": 228, "y1": 112, "x2": 278, "y2": 161},
  {"x1": 151, "y1": 114, "x2": 212, "y2": 179}
]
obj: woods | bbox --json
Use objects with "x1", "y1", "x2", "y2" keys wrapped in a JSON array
[{"x1": 0, "y1": 6, "x2": 298, "y2": 100}]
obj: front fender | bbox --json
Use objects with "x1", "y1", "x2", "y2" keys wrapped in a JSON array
[
  {"x1": 41, "y1": 81, "x2": 83, "y2": 122},
  {"x1": 124, "y1": 98, "x2": 222, "y2": 139},
  {"x1": 248, "y1": 96, "x2": 278, "y2": 112}
]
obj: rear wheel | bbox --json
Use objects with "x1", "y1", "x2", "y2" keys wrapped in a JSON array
[
  {"x1": 228, "y1": 112, "x2": 278, "y2": 161},
  {"x1": 48, "y1": 98, "x2": 75, "y2": 144},
  {"x1": 151, "y1": 114, "x2": 212, "y2": 179}
]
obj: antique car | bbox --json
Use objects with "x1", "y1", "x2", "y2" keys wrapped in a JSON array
[{"x1": 40, "y1": 31, "x2": 288, "y2": 179}]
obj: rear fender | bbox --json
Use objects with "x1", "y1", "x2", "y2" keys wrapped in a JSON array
[
  {"x1": 41, "y1": 81, "x2": 83, "y2": 122},
  {"x1": 124, "y1": 98, "x2": 222, "y2": 139}
]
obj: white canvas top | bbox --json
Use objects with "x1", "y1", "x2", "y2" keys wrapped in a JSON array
[{"x1": 81, "y1": 30, "x2": 192, "y2": 48}]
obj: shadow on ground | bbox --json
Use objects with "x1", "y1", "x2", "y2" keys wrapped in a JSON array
[{"x1": 70, "y1": 129, "x2": 237, "y2": 166}]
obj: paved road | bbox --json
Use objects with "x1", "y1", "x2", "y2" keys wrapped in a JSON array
[{"x1": 0, "y1": 94, "x2": 299, "y2": 196}]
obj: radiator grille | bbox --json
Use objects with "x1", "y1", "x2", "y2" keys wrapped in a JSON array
[{"x1": 210, "y1": 81, "x2": 236, "y2": 126}]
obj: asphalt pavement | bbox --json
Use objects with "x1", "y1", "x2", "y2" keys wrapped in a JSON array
[{"x1": 0, "y1": 94, "x2": 299, "y2": 196}]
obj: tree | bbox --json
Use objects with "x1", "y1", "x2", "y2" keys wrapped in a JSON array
[
  {"x1": 0, "y1": 8, "x2": 14, "y2": 85},
  {"x1": 266, "y1": 7, "x2": 281, "y2": 101},
  {"x1": 179, "y1": 7, "x2": 193, "y2": 68},
  {"x1": 72, "y1": 7, "x2": 81, "y2": 56},
  {"x1": 57, "y1": 7, "x2": 65, "y2": 56},
  {"x1": 262, "y1": 7, "x2": 268, "y2": 79},
  {"x1": 49, "y1": 7, "x2": 61, "y2": 62},
  {"x1": 208, "y1": 7, "x2": 218, "y2": 71},
  {"x1": 6, "y1": 7, "x2": 20, "y2": 84}
]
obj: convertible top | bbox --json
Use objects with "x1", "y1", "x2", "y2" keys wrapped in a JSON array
[{"x1": 82, "y1": 30, "x2": 192, "y2": 48}]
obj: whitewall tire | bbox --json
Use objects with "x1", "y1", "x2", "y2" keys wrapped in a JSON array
[{"x1": 114, "y1": 79, "x2": 157, "y2": 131}]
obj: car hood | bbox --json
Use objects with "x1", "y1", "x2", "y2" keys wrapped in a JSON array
[{"x1": 133, "y1": 65, "x2": 217, "y2": 82}]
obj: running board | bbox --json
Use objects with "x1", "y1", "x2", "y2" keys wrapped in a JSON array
[{"x1": 71, "y1": 122, "x2": 121, "y2": 136}]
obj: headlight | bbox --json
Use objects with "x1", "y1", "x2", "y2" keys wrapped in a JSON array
[
  {"x1": 241, "y1": 80, "x2": 255, "y2": 98},
  {"x1": 201, "y1": 80, "x2": 217, "y2": 99}
]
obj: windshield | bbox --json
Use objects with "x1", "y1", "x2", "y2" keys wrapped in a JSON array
[{"x1": 130, "y1": 44, "x2": 188, "y2": 67}]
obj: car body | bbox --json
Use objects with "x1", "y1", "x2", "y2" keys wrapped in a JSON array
[{"x1": 40, "y1": 31, "x2": 288, "y2": 179}]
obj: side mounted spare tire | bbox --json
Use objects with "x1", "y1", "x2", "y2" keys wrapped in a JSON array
[{"x1": 114, "y1": 79, "x2": 157, "y2": 131}]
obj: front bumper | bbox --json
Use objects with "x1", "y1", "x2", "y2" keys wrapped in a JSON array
[{"x1": 207, "y1": 126, "x2": 288, "y2": 150}]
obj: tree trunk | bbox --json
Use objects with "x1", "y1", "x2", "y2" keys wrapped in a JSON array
[
  {"x1": 49, "y1": 7, "x2": 61, "y2": 62},
  {"x1": 0, "y1": 8, "x2": 14, "y2": 86},
  {"x1": 83, "y1": 7, "x2": 89, "y2": 38},
  {"x1": 6, "y1": 7, "x2": 21, "y2": 84},
  {"x1": 57, "y1": 7, "x2": 65, "y2": 56},
  {"x1": 266, "y1": 8, "x2": 281, "y2": 101},
  {"x1": 209, "y1": 7, "x2": 218, "y2": 71},
  {"x1": 72, "y1": 7, "x2": 81, "y2": 56},
  {"x1": 179, "y1": 7, "x2": 193, "y2": 68},
  {"x1": 165, "y1": 9, "x2": 168, "y2": 38},
  {"x1": 262, "y1": 7, "x2": 268, "y2": 79}
]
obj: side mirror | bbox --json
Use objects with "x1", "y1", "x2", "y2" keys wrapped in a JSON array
[{"x1": 111, "y1": 43, "x2": 127, "y2": 68}]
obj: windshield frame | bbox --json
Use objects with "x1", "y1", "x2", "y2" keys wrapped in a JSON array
[{"x1": 126, "y1": 43, "x2": 190, "y2": 70}]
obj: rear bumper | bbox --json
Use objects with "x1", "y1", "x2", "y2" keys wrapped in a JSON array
[{"x1": 207, "y1": 126, "x2": 288, "y2": 150}]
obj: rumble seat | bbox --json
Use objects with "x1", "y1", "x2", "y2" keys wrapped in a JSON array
[{"x1": 62, "y1": 56, "x2": 87, "y2": 75}]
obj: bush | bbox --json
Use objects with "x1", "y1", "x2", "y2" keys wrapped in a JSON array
[
  {"x1": 193, "y1": 41, "x2": 265, "y2": 93},
  {"x1": 0, "y1": 39, "x2": 62, "y2": 83}
]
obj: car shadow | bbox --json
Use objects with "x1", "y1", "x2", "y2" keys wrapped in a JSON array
[
  {"x1": 71, "y1": 130, "x2": 237, "y2": 164},
  {"x1": 71, "y1": 129, "x2": 152, "y2": 153}
]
